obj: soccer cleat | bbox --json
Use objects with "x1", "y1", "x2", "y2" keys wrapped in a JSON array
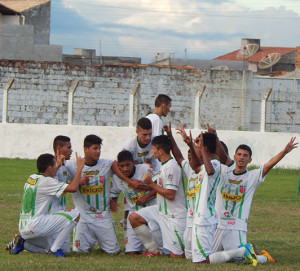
[
  {"x1": 239, "y1": 243, "x2": 258, "y2": 266},
  {"x1": 49, "y1": 248, "x2": 66, "y2": 258},
  {"x1": 9, "y1": 234, "x2": 25, "y2": 255},
  {"x1": 5, "y1": 234, "x2": 18, "y2": 251},
  {"x1": 261, "y1": 250, "x2": 275, "y2": 263},
  {"x1": 139, "y1": 250, "x2": 160, "y2": 257}
]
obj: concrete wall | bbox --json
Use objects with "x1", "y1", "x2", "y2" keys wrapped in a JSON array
[
  {"x1": 0, "y1": 14, "x2": 20, "y2": 24},
  {"x1": 0, "y1": 60, "x2": 299, "y2": 132},
  {"x1": 0, "y1": 123, "x2": 299, "y2": 169}
]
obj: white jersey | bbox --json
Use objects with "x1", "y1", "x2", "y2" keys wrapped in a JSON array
[
  {"x1": 156, "y1": 157, "x2": 187, "y2": 219},
  {"x1": 193, "y1": 159, "x2": 221, "y2": 226},
  {"x1": 51, "y1": 164, "x2": 69, "y2": 212},
  {"x1": 181, "y1": 160, "x2": 199, "y2": 227},
  {"x1": 66, "y1": 159, "x2": 113, "y2": 223},
  {"x1": 215, "y1": 165, "x2": 265, "y2": 231},
  {"x1": 122, "y1": 135, "x2": 160, "y2": 172},
  {"x1": 146, "y1": 113, "x2": 163, "y2": 137},
  {"x1": 19, "y1": 173, "x2": 68, "y2": 231},
  {"x1": 110, "y1": 164, "x2": 155, "y2": 212}
]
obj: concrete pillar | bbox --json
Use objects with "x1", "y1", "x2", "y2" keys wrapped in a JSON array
[
  {"x1": 260, "y1": 87, "x2": 272, "y2": 132},
  {"x1": 2, "y1": 78, "x2": 14, "y2": 123},
  {"x1": 68, "y1": 80, "x2": 79, "y2": 125},
  {"x1": 129, "y1": 82, "x2": 139, "y2": 127},
  {"x1": 194, "y1": 85, "x2": 206, "y2": 130}
]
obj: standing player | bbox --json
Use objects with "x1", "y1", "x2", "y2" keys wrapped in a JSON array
[
  {"x1": 65, "y1": 134, "x2": 120, "y2": 254},
  {"x1": 110, "y1": 150, "x2": 157, "y2": 254},
  {"x1": 8, "y1": 153, "x2": 85, "y2": 257},
  {"x1": 123, "y1": 117, "x2": 159, "y2": 172},
  {"x1": 146, "y1": 94, "x2": 172, "y2": 137},
  {"x1": 213, "y1": 137, "x2": 298, "y2": 263},
  {"x1": 129, "y1": 135, "x2": 187, "y2": 258}
]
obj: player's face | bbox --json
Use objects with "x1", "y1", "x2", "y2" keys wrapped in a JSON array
[
  {"x1": 118, "y1": 160, "x2": 134, "y2": 177},
  {"x1": 234, "y1": 149, "x2": 252, "y2": 169},
  {"x1": 151, "y1": 145, "x2": 160, "y2": 159},
  {"x1": 162, "y1": 102, "x2": 171, "y2": 117},
  {"x1": 60, "y1": 142, "x2": 72, "y2": 160},
  {"x1": 84, "y1": 144, "x2": 101, "y2": 163},
  {"x1": 137, "y1": 128, "x2": 152, "y2": 146}
]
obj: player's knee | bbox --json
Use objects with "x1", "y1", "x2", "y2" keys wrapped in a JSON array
[
  {"x1": 128, "y1": 213, "x2": 144, "y2": 228},
  {"x1": 74, "y1": 214, "x2": 80, "y2": 223}
]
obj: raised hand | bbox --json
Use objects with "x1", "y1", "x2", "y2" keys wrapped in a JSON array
[
  {"x1": 284, "y1": 137, "x2": 298, "y2": 154},
  {"x1": 75, "y1": 152, "x2": 85, "y2": 169},
  {"x1": 206, "y1": 123, "x2": 217, "y2": 135},
  {"x1": 175, "y1": 122, "x2": 188, "y2": 141},
  {"x1": 163, "y1": 121, "x2": 172, "y2": 136}
]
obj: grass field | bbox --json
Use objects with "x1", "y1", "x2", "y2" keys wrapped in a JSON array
[{"x1": 0, "y1": 158, "x2": 299, "y2": 270}]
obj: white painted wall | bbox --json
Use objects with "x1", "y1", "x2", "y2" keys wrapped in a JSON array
[{"x1": 0, "y1": 123, "x2": 299, "y2": 168}]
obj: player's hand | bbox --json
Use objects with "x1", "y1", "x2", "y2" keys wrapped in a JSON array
[
  {"x1": 143, "y1": 173, "x2": 153, "y2": 186},
  {"x1": 163, "y1": 121, "x2": 172, "y2": 136},
  {"x1": 110, "y1": 199, "x2": 119, "y2": 213},
  {"x1": 284, "y1": 137, "x2": 298, "y2": 154},
  {"x1": 136, "y1": 195, "x2": 147, "y2": 206},
  {"x1": 55, "y1": 153, "x2": 65, "y2": 169},
  {"x1": 194, "y1": 132, "x2": 203, "y2": 149},
  {"x1": 206, "y1": 123, "x2": 217, "y2": 135},
  {"x1": 183, "y1": 130, "x2": 193, "y2": 147},
  {"x1": 75, "y1": 152, "x2": 85, "y2": 169},
  {"x1": 175, "y1": 122, "x2": 188, "y2": 142},
  {"x1": 80, "y1": 175, "x2": 92, "y2": 185},
  {"x1": 130, "y1": 179, "x2": 148, "y2": 191}
]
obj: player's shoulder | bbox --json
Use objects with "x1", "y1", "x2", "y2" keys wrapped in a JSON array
[
  {"x1": 98, "y1": 159, "x2": 113, "y2": 167},
  {"x1": 123, "y1": 135, "x2": 136, "y2": 148}
]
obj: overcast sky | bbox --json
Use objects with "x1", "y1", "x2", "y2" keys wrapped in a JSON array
[{"x1": 50, "y1": 0, "x2": 300, "y2": 63}]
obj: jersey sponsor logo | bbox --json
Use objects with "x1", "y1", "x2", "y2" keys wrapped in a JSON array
[
  {"x1": 130, "y1": 192, "x2": 145, "y2": 204},
  {"x1": 188, "y1": 177, "x2": 197, "y2": 183},
  {"x1": 194, "y1": 184, "x2": 201, "y2": 193},
  {"x1": 80, "y1": 185, "x2": 103, "y2": 195},
  {"x1": 186, "y1": 190, "x2": 195, "y2": 199},
  {"x1": 228, "y1": 179, "x2": 243, "y2": 184},
  {"x1": 83, "y1": 170, "x2": 99, "y2": 176},
  {"x1": 137, "y1": 151, "x2": 149, "y2": 157},
  {"x1": 221, "y1": 191, "x2": 243, "y2": 202},
  {"x1": 26, "y1": 177, "x2": 39, "y2": 185},
  {"x1": 239, "y1": 185, "x2": 246, "y2": 193}
]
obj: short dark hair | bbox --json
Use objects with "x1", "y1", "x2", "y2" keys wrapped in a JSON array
[
  {"x1": 37, "y1": 153, "x2": 55, "y2": 173},
  {"x1": 84, "y1": 134, "x2": 102, "y2": 148},
  {"x1": 152, "y1": 135, "x2": 171, "y2": 154},
  {"x1": 53, "y1": 135, "x2": 70, "y2": 152},
  {"x1": 235, "y1": 144, "x2": 252, "y2": 157},
  {"x1": 202, "y1": 133, "x2": 217, "y2": 154},
  {"x1": 154, "y1": 94, "x2": 172, "y2": 107},
  {"x1": 137, "y1": 117, "x2": 152, "y2": 130},
  {"x1": 117, "y1": 150, "x2": 133, "y2": 163},
  {"x1": 220, "y1": 141, "x2": 229, "y2": 155}
]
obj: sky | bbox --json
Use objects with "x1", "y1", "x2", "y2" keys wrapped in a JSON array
[{"x1": 50, "y1": 0, "x2": 300, "y2": 64}]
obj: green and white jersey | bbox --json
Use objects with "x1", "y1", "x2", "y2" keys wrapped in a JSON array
[
  {"x1": 66, "y1": 159, "x2": 113, "y2": 223},
  {"x1": 181, "y1": 160, "x2": 200, "y2": 227},
  {"x1": 215, "y1": 165, "x2": 265, "y2": 231},
  {"x1": 156, "y1": 157, "x2": 187, "y2": 219},
  {"x1": 51, "y1": 164, "x2": 68, "y2": 212},
  {"x1": 110, "y1": 164, "x2": 155, "y2": 212},
  {"x1": 146, "y1": 113, "x2": 163, "y2": 137},
  {"x1": 122, "y1": 135, "x2": 160, "y2": 172},
  {"x1": 19, "y1": 173, "x2": 68, "y2": 231},
  {"x1": 193, "y1": 159, "x2": 221, "y2": 226}
]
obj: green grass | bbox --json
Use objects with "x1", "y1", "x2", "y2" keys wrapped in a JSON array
[{"x1": 0, "y1": 158, "x2": 299, "y2": 270}]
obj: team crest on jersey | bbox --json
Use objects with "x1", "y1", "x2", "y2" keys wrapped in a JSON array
[
  {"x1": 99, "y1": 176, "x2": 104, "y2": 184},
  {"x1": 75, "y1": 240, "x2": 80, "y2": 248},
  {"x1": 159, "y1": 178, "x2": 162, "y2": 185},
  {"x1": 224, "y1": 211, "x2": 231, "y2": 218},
  {"x1": 239, "y1": 185, "x2": 246, "y2": 193}
]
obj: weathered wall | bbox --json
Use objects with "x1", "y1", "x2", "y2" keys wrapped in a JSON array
[
  {"x1": 0, "y1": 60, "x2": 299, "y2": 132},
  {"x1": 0, "y1": 123, "x2": 299, "y2": 169}
]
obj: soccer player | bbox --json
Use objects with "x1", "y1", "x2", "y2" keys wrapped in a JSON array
[
  {"x1": 129, "y1": 135, "x2": 187, "y2": 258},
  {"x1": 212, "y1": 136, "x2": 298, "y2": 263},
  {"x1": 122, "y1": 117, "x2": 160, "y2": 172},
  {"x1": 8, "y1": 152, "x2": 85, "y2": 257},
  {"x1": 65, "y1": 134, "x2": 120, "y2": 254},
  {"x1": 146, "y1": 94, "x2": 172, "y2": 137},
  {"x1": 110, "y1": 150, "x2": 158, "y2": 254}
]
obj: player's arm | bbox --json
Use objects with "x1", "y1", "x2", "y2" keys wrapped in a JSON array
[
  {"x1": 64, "y1": 153, "x2": 85, "y2": 193},
  {"x1": 143, "y1": 173, "x2": 176, "y2": 200},
  {"x1": 262, "y1": 137, "x2": 298, "y2": 178},
  {"x1": 196, "y1": 133, "x2": 215, "y2": 176},
  {"x1": 163, "y1": 121, "x2": 184, "y2": 165},
  {"x1": 136, "y1": 189, "x2": 157, "y2": 206}
]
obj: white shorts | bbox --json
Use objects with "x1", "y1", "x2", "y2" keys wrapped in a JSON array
[
  {"x1": 212, "y1": 228, "x2": 247, "y2": 252},
  {"x1": 73, "y1": 218, "x2": 120, "y2": 254},
  {"x1": 136, "y1": 205, "x2": 185, "y2": 255},
  {"x1": 183, "y1": 226, "x2": 192, "y2": 259},
  {"x1": 20, "y1": 209, "x2": 79, "y2": 250},
  {"x1": 192, "y1": 224, "x2": 216, "y2": 263}
]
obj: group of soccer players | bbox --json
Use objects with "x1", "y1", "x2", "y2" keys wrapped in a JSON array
[{"x1": 6, "y1": 94, "x2": 298, "y2": 266}]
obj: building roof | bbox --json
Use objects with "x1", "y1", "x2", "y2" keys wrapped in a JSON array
[
  {"x1": 214, "y1": 47, "x2": 296, "y2": 63},
  {"x1": 0, "y1": 0, "x2": 49, "y2": 13}
]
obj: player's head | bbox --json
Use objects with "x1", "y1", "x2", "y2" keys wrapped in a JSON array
[
  {"x1": 84, "y1": 134, "x2": 102, "y2": 163},
  {"x1": 151, "y1": 135, "x2": 171, "y2": 159},
  {"x1": 117, "y1": 150, "x2": 134, "y2": 177},
  {"x1": 234, "y1": 144, "x2": 252, "y2": 169},
  {"x1": 136, "y1": 117, "x2": 152, "y2": 147},
  {"x1": 154, "y1": 94, "x2": 172, "y2": 117},
  {"x1": 37, "y1": 153, "x2": 56, "y2": 176},
  {"x1": 53, "y1": 135, "x2": 72, "y2": 160},
  {"x1": 202, "y1": 133, "x2": 217, "y2": 154},
  {"x1": 220, "y1": 141, "x2": 229, "y2": 155}
]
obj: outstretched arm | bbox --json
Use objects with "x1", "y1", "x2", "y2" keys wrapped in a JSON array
[
  {"x1": 262, "y1": 137, "x2": 298, "y2": 178},
  {"x1": 196, "y1": 133, "x2": 215, "y2": 176}
]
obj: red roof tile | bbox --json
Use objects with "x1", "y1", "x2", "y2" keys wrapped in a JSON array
[{"x1": 214, "y1": 47, "x2": 296, "y2": 63}]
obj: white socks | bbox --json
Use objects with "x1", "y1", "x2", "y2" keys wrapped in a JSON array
[
  {"x1": 133, "y1": 224, "x2": 158, "y2": 254},
  {"x1": 50, "y1": 221, "x2": 76, "y2": 252},
  {"x1": 209, "y1": 247, "x2": 245, "y2": 264},
  {"x1": 257, "y1": 255, "x2": 268, "y2": 264}
]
